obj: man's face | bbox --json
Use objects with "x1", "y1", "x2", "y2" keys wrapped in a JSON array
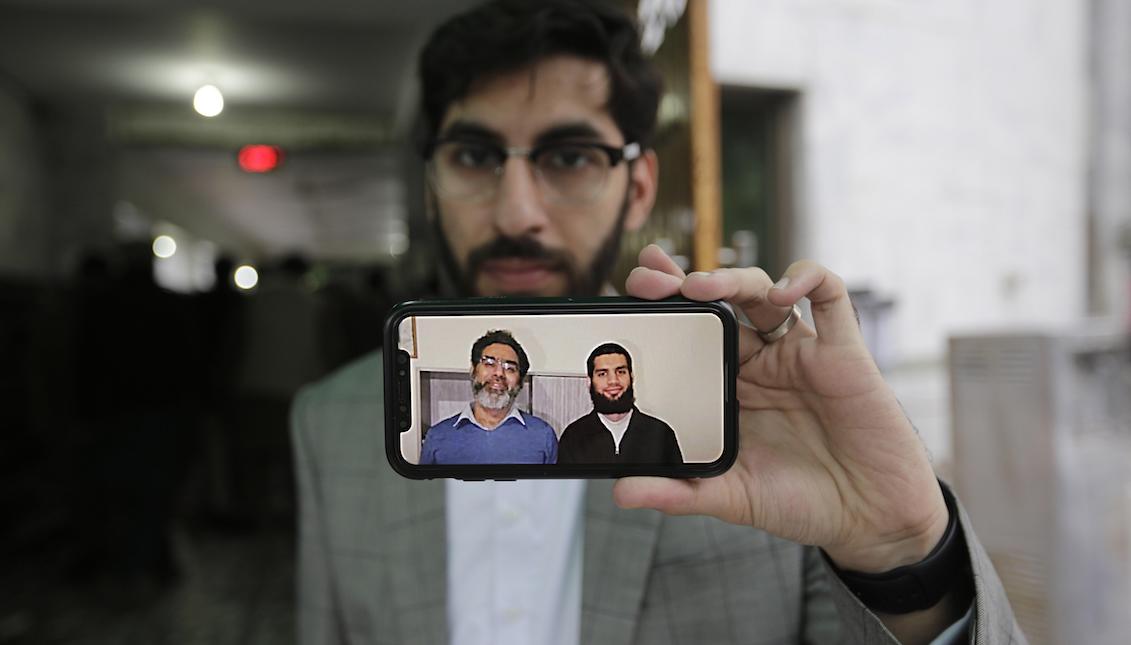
[
  {"x1": 589, "y1": 352, "x2": 635, "y2": 414},
  {"x1": 590, "y1": 353, "x2": 631, "y2": 401},
  {"x1": 471, "y1": 342, "x2": 522, "y2": 410},
  {"x1": 430, "y1": 55, "x2": 657, "y2": 297}
]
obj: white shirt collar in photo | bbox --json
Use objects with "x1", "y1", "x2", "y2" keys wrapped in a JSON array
[{"x1": 454, "y1": 402, "x2": 526, "y2": 431}]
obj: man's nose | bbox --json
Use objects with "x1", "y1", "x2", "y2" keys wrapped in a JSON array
[{"x1": 492, "y1": 157, "x2": 550, "y2": 237}]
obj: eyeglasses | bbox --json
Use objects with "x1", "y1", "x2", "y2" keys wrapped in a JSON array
[
  {"x1": 479, "y1": 354, "x2": 519, "y2": 374},
  {"x1": 425, "y1": 139, "x2": 641, "y2": 204}
]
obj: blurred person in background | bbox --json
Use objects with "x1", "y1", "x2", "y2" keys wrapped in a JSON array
[
  {"x1": 234, "y1": 253, "x2": 328, "y2": 524},
  {"x1": 69, "y1": 242, "x2": 202, "y2": 587},
  {"x1": 190, "y1": 255, "x2": 246, "y2": 525},
  {"x1": 291, "y1": 1, "x2": 1025, "y2": 644}
]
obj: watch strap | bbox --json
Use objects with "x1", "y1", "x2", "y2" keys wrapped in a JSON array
[{"x1": 825, "y1": 482, "x2": 973, "y2": 614}]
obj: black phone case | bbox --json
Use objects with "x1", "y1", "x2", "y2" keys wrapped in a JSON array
[{"x1": 383, "y1": 296, "x2": 738, "y2": 480}]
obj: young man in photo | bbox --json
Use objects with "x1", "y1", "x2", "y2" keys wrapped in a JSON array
[{"x1": 558, "y1": 343, "x2": 682, "y2": 464}]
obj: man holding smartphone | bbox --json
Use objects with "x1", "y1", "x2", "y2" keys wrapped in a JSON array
[
  {"x1": 420, "y1": 330, "x2": 558, "y2": 465},
  {"x1": 292, "y1": 1, "x2": 1024, "y2": 644}
]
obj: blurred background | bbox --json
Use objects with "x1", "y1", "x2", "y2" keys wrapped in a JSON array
[{"x1": 0, "y1": 0, "x2": 1128, "y2": 643}]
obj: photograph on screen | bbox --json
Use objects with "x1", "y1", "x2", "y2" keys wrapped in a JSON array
[{"x1": 395, "y1": 312, "x2": 725, "y2": 466}]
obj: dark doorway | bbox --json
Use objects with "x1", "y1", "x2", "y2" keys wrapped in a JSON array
[{"x1": 719, "y1": 87, "x2": 798, "y2": 277}]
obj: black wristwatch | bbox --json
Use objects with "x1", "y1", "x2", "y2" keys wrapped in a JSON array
[{"x1": 824, "y1": 482, "x2": 974, "y2": 614}]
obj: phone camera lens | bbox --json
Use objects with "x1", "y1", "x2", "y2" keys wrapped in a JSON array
[
  {"x1": 398, "y1": 404, "x2": 408, "y2": 413},
  {"x1": 397, "y1": 353, "x2": 408, "y2": 365},
  {"x1": 397, "y1": 369, "x2": 406, "y2": 377},
  {"x1": 399, "y1": 419, "x2": 410, "y2": 429}
]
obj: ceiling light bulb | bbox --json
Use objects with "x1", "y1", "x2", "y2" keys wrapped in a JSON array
[
  {"x1": 152, "y1": 235, "x2": 177, "y2": 258},
  {"x1": 234, "y1": 265, "x2": 259, "y2": 290},
  {"x1": 193, "y1": 84, "x2": 224, "y2": 117}
]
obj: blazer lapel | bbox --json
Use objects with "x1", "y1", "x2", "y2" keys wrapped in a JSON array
[{"x1": 580, "y1": 479, "x2": 663, "y2": 645}]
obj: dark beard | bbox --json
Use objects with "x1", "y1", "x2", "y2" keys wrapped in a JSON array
[
  {"x1": 590, "y1": 382, "x2": 635, "y2": 415},
  {"x1": 429, "y1": 187, "x2": 629, "y2": 297}
]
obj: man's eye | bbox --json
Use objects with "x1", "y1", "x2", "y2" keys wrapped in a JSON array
[
  {"x1": 542, "y1": 145, "x2": 597, "y2": 170},
  {"x1": 451, "y1": 143, "x2": 500, "y2": 169}
]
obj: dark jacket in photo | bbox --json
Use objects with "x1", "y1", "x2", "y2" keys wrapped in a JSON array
[{"x1": 558, "y1": 407, "x2": 683, "y2": 464}]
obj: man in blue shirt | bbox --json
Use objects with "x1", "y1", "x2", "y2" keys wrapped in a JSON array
[{"x1": 420, "y1": 329, "x2": 557, "y2": 465}]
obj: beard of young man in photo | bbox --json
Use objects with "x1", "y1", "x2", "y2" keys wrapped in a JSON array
[{"x1": 589, "y1": 379, "x2": 634, "y2": 415}]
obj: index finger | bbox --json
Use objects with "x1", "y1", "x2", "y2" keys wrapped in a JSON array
[
  {"x1": 766, "y1": 260, "x2": 863, "y2": 347},
  {"x1": 623, "y1": 244, "x2": 687, "y2": 300}
]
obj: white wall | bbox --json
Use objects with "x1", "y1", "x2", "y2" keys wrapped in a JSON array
[
  {"x1": 398, "y1": 313, "x2": 726, "y2": 463},
  {"x1": 710, "y1": 0, "x2": 1089, "y2": 361},
  {"x1": 709, "y1": 0, "x2": 1090, "y2": 468}
]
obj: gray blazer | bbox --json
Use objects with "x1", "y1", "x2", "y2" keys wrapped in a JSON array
[{"x1": 292, "y1": 353, "x2": 1026, "y2": 645}]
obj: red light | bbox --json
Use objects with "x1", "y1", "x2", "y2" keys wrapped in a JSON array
[{"x1": 238, "y1": 145, "x2": 282, "y2": 173}]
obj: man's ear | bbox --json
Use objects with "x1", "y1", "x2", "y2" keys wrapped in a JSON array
[{"x1": 623, "y1": 149, "x2": 658, "y2": 233}]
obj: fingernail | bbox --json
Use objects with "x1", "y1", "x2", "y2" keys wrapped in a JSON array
[
  {"x1": 689, "y1": 271, "x2": 712, "y2": 278},
  {"x1": 772, "y1": 276, "x2": 790, "y2": 291}
]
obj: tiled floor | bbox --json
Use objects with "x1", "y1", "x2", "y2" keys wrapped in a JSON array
[{"x1": 2, "y1": 529, "x2": 294, "y2": 645}]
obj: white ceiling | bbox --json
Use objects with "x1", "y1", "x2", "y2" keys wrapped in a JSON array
[
  {"x1": 0, "y1": 0, "x2": 479, "y2": 120},
  {"x1": 0, "y1": 0, "x2": 480, "y2": 263}
]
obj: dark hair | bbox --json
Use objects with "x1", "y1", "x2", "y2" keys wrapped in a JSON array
[
  {"x1": 418, "y1": 0, "x2": 663, "y2": 150},
  {"x1": 471, "y1": 329, "x2": 530, "y2": 380},
  {"x1": 587, "y1": 342, "x2": 632, "y2": 378}
]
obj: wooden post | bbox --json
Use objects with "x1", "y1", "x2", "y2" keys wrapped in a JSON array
[{"x1": 688, "y1": 0, "x2": 722, "y2": 271}]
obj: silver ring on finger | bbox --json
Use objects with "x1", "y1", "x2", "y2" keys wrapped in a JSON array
[{"x1": 755, "y1": 305, "x2": 801, "y2": 343}]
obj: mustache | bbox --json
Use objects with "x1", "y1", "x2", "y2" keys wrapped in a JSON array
[
  {"x1": 466, "y1": 236, "x2": 575, "y2": 275},
  {"x1": 590, "y1": 382, "x2": 635, "y2": 414},
  {"x1": 472, "y1": 376, "x2": 520, "y2": 394},
  {"x1": 427, "y1": 183, "x2": 630, "y2": 297},
  {"x1": 472, "y1": 375, "x2": 522, "y2": 411}
]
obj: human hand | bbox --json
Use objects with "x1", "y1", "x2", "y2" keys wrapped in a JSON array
[{"x1": 615, "y1": 245, "x2": 948, "y2": 573}]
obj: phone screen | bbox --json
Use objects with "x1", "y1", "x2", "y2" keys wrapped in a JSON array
[{"x1": 387, "y1": 300, "x2": 736, "y2": 478}]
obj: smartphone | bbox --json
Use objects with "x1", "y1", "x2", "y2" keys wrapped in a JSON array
[{"x1": 384, "y1": 297, "x2": 738, "y2": 480}]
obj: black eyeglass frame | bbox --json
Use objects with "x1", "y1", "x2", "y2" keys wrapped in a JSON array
[
  {"x1": 422, "y1": 139, "x2": 642, "y2": 204},
  {"x1": 422, "y1": 139, "x2": 642, "y2": 167}
]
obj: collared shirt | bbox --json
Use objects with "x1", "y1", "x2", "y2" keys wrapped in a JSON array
[
  {"x1": 447, "y1": 479, "x2": 586, "y2": 645},
  {"x1": 454, "y1": 402, "x2": 525, "y2": 431}
]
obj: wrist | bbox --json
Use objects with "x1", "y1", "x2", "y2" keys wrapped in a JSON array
[
  {"x1": 824, "y1": 482, "x2": 973, "y2": 615},
  {"x1": 827, "y1": 482, "x2": 950, "y2": 572},
  {"x1": 826, "y1": 504, "x2": 949, "y2": 573}
]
